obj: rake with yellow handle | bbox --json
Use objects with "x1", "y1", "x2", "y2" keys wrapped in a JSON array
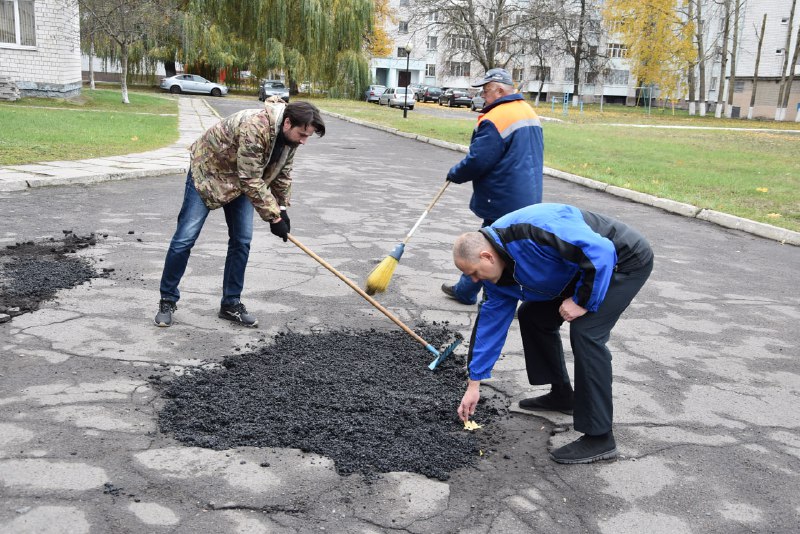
[
  {"x1": 364, "y1": 181, "x2": 451, "y2": 296},
  {"x1": 288, "y1": 234, "x2": 460, "y2": 370}
]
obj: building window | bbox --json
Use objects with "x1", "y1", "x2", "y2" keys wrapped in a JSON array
[
  {"x1": 447, "y1": 61, "x2": 471, "y2": 77},
  {"x1": 710, "y1": 77, "x2": 717, "y2": 90},
  {"x1": 512, "y1": 68, "x2": 524, "y2": 81},
  {"x1": 426, "y1": 63, "x2": 436, "y2": 77},
  {"x1": 734, "y1": 80, "x2": 745, "y2": 93},
  {"x1": 448, "y1": 34, "x2": 470, "y2": 50},
  {"x1": 0, "y1": 0, "x2": 36, "y2": 46},
  {"x1": 564, "y1": 68, "x2": 575, "y2": 83},
  {"x1": 608, "y1": 69, "x2": 629, "y2": 85},
  {"x1": 585, "y1": 71, "x2": 599, "y2": 84},
  {"x1": 399, "y1": 0, "x2": 409, "y2": 6},
  {"x1": 428, "y1": 10, "x2": 443, "y2": 23},
  {"x1": 426, "y1": 35, "x2": 437, "y2": 51},
  {"x1": 531, "y1": 66, "x2": 550, "y2": 82},
  {"x1": 398, "y1": 47, "x2": 409, "y2": 58},
  {"x1": 399, "y1": 21, "x2": 408, "y2": 34},
  {"x1": 496, "y1": 38, "x2": 508, "y2": 53},
  {"x1": 607, "y1": 43, "x2": 627, "y2": 58}
]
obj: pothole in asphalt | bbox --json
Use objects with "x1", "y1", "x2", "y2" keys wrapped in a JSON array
[
  {"x1": 0, "y1": 232, "x2": 109, "y2": 322},
  {"x1": 156, "y1": 325, "x2": 506, "y2": 481}
]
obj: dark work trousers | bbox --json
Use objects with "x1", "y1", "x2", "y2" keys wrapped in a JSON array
[{"x1": 517, "y1": 258, "x2": 654, "y2": 435}]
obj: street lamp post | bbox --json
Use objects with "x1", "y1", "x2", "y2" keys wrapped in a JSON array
[{"x1": 403, "y1": 42, "x2": 413, "y2": 119}]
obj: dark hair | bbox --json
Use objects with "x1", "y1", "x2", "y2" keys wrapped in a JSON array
[{"x1": 284, "y1": 101, "x2": 325, "y2": 138}]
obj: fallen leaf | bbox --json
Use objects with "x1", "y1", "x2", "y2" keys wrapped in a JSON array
[
  {"x1": 756, "y1": 187, "x2": 768, "y2": 193},
  {"x1": 766, "y1": 213, "x2": 781, "y2": 219},
  {"x1": 464, "y1": 420, "x2": 482, "y2": 431},
  {"x1": 131, "y1": 136, "x2": 139, "y2": 141}
]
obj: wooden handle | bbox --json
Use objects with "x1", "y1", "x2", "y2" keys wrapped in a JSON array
[
  {"x1": 402, "y1": 181, "x2": 451, "y2": 245},
  {"x1": 287, "y1": 234, "x2": 430, "y2": 349}
]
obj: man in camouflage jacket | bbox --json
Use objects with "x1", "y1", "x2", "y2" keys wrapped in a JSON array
[{"x1": 154, "y1": 97, "x2": 325, "y2": 328}]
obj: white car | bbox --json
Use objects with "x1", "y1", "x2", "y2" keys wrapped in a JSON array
[
  {"x1": 377, "y1": 87, "x2": 414, "y2": 110},
  {"x1": 160, "y1": 74, "x2": 228, "y2": 97}
]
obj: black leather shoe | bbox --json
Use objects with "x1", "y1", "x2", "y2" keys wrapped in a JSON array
[
  {"x1": 550, "y1": 432, "x2": 618, "y2": 464},
  {"x1": 518, "y1": 392, "x2": 574, "y2": 415}
]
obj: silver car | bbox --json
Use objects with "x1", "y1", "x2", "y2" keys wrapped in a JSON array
[
  {"x1": 160, "y1": 74, "x2": 228, "y2": 97},
  {"x1": 378, "y1": 87, "x2": 414, "y2": 110},
  {"x1": 471, "y1": 89, "x2": 486, "y2": 111},
  {"x1": 259, "y1": 80, "x2": 290, "y2": 102}
]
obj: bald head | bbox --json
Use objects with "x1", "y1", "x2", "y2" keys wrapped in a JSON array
[
  {"x1": 453, "y1": 232, "x2": 490, "y2": 263},
  {"x1": 453, "y1": 232, "x2": 505, "y2": 284}
]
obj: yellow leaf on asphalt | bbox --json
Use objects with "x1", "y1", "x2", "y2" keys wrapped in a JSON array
[{"x1": 464, "y1": 420, "x2": 482, "y2": 431}]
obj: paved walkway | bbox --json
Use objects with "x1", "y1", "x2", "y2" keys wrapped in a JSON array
[{"x1": 1, "y1": 95, "x2": 797, "y2": 246}]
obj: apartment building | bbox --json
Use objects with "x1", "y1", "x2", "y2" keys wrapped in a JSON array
[{"x1": 370, "y1": 0, "x2": 799, "y2": 119}]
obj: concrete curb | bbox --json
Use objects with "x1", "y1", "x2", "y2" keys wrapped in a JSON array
[{"x1": 320, "y1": 110, "x2": 800, "y2": 247}]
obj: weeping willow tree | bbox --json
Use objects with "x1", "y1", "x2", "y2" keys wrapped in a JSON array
[{"x1": 187, "y1": 0, "x2": 373, "y2": 98}]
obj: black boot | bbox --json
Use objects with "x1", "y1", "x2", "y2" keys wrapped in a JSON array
[{"x1": 518, "y1": 383, "x2": 574, "y2": 415}]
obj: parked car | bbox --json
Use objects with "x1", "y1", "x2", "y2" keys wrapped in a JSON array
[
  {"x1": 417, "y1": 86, "x2": 442, "y2": 102},
  {"x1": 160, "y1": 74, "x2": 228, "y2": 97},
  {"x1": 378, "y1": 87, "x2": 415, "y2": 109},
  {"x1": 259, "y1": 80, "x2": 290, "y2": 102},
  {"x1": 471, "y1": 89, "x2": 486, "y2": 111},
  {"x1": 364, "y1": 84, "x2": 386, "y2": 103},
  {"x1": 438, "y1": 88, "x2": 472, "y2": 108},
  {"x1": 408, "y1": 83, "x2": 425, "y2": 100}
]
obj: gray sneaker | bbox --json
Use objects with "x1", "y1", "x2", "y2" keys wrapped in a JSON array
[
  {"x1": 154, "y1": 299, "x2": 177, "y2": 327},
  {"x1": 218, "y1": 302, "x2": 258, "y2": 327}
]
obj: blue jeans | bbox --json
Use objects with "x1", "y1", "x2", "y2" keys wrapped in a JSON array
[
  {"x1": 159, "y1": 171, "x2": 254, "y2": 306},
  {"x1": 450, "y1": 218, "x2": 496, "y2": 304}
]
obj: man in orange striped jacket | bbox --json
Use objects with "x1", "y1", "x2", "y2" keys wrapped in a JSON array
[{"x1": 442, "y1": 68, "x2": 544, "y2": 305}]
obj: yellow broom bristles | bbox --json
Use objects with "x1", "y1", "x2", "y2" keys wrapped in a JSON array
[{"x1": 365, "y1": 255, "x2": 399, "y2": 295}]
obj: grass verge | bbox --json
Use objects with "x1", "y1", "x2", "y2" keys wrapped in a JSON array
[
  {"x1": 311, "y1": 98, "x2": 800, "y2": 233},
  {"x1": 0, "y1": 89, "x2": 178, "y2": 165}
]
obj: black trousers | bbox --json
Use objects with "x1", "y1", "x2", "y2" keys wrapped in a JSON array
[{"x1": 517, "y1": 258, "x2": 653, "y2": 435}]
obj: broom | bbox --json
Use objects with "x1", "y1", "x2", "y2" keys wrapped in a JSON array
[{"x1": 365, "y1": 181, "x2": 451, "y2": 295}]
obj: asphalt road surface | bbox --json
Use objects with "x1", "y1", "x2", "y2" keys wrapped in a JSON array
[{"x1": 1, "y1": 105, "x2": 798, "y2": 533}]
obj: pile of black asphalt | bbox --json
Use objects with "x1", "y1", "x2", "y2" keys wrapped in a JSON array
[
  {"x1": 157, "y1": 325, "x2": 505, "y2": 481},
  {"x1": 0, "y1": 232, "x2": 108, "y2": 321}
]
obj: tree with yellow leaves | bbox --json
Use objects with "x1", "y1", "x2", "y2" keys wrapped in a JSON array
[
  {"x1": 366, "y1": 0, "x2": 394, "y2": 58},
  {"x1": 603, "y1": 0, "x2": 696, "y2": 102}
]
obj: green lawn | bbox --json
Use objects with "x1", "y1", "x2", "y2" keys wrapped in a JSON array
[
  {"x1": 311, "y1": 99, "x2": 800, "y2": 232},
  {"x1": 0, "y1": 89, "x2": 178, "y2": 165}
]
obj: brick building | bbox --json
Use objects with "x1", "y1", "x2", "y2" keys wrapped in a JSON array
[{"x1": 0, "y1": 0, "x2": 82, "y2": 99}]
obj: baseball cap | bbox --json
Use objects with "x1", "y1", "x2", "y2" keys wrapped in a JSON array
[{"x1": 472, "y1": 68, "x2": 513, "y2": 87}]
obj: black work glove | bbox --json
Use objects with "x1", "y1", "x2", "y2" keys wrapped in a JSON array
[
  {"x1": 280, "y1": 208, "x2": 290, "y2": 232},
  {"x1": 270, "y1": 218, "x2": 289, "y2": 242}
]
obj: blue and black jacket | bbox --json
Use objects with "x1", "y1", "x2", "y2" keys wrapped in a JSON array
[
  {"x1": 467, "y1": 203, "x2": 653, "y2": 380},
  {"x1": 446, "y1": 93, "x2": 544, "y2": 220}
]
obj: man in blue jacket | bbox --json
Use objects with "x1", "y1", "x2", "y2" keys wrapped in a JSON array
[
  {"x1": 442, "y1": 68, "x2": 544, "y2": 305},
  {"x1": 453, "y1": 203, "x2": 654, "y2": 463}
]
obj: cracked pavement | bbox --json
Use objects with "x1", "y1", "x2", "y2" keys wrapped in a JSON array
[{"x1": 0, "y1": 98, "x2": 798, "y2": 533}]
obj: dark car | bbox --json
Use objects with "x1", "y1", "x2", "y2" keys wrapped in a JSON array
[
  {"x1": 417, "y1": 86, "x2": 442, "y2": 102},
  {"x1": 258, "y1": 80, "x2": 290, "y2": 102},
  {"x1": 438, "y1": 88, "x2": 472, "y2": 108}
]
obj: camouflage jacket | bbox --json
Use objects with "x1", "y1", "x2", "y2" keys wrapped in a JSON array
[{"x1": 189, "y1": 97, "x2": 295, "y2": 222}]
